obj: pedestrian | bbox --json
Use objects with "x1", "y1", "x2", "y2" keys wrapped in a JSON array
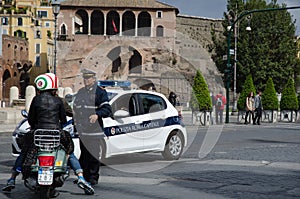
[
  {"x1": 253, "y1": 90, "x2": 263, "y2": 125},
  {"x1": 215, "y1": 91, "x2": 226, "y2": 124},
  {"x1": 73, "y1": 69, "x2": 112, "y2": 185},
  {"x1": 168, "y1": 92, "x2": 177, "y2": 107},
  {"x1": 244, "y1": 91, "x2": 254, "y2": 124}
]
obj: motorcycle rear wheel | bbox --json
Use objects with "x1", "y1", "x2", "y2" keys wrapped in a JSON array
[{"x1": 39, "y1": 186, "x2": 51, "y2": 199}]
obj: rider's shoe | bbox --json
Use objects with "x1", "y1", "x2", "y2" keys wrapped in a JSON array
[
  {"x1": 77, "y1": 176, "x2": 94, "y2": 195},
  {"x1": 2, "y1": 178, "x2": 15, "y2": 193},
  {"x1": 50, "y1": 188, "x2": 60, "y2": 198}
]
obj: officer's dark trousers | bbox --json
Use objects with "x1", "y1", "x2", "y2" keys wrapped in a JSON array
[{"x1": 79, "y1": 140, "x2": 100, "y2": 183}]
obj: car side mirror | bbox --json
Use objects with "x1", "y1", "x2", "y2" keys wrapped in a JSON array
[
  {"x1": 114, "y1": 110, "x2": 130, "y2": 119},
  {"x1": 21, "y1": 110, "x2": 28, "y2": 118}
]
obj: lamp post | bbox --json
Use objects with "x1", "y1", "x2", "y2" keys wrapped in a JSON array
[
  {"x1": 225, "y1": 6, "x2": 300, "y2": 124},
  {"x1": 52, "y1": 0, "x2": 60, "y2": 75},
  {"x1": 227, "y1": 4, "x2": 239, "y2": 115}
]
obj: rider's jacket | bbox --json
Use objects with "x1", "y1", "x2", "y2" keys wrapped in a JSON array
[{"x1": 28, "y1": 91, "x2": 67, "y2": 129}]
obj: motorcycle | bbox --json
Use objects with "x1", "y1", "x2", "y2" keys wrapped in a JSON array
[
  {"x1": 24, "y1": 129, "x2": 69, "y2": 199},
  {"x1": 12, "y1": 110, "x2": 81, "y2": 158},
  {"x1": 11, "y1": 110, "x2": 81, "y2": 199}
]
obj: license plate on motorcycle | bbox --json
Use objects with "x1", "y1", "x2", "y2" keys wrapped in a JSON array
[{"x1": 38, "y1": 168, "x2": 53, "y2": 185}]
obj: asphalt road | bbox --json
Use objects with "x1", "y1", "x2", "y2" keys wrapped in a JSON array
[{"x1": 0, "y1": 123, "x2": 300, "y2": 199}]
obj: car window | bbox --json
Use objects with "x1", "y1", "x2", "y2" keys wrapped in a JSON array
[
  {"x1": 138, "y1": 93, "x2": 166, "y2": 114},
  {"x1": 111, "y1": 93, "x2": 132, "y2": 115}
]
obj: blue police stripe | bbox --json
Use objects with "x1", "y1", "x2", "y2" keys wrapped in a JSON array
[{"x1": 103, "y1": 116, "x2": 184, "y2": 137}]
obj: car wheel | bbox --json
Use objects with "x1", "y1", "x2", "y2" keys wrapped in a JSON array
[{"x1": 162, "y1": 131, "x2": 184, "y2": 160}]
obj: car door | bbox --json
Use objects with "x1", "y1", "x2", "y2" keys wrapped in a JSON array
[
  {"x1": 103, "y1": 93, "x2": 146, "y2": 155},
  {"x1": 136, "y1": 93, "x2": 168, "y2": 149}
]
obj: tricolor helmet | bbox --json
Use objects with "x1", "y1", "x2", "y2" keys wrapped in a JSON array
[{"x1": 34, "y1": 73, "x2": 59, "y2": 91}]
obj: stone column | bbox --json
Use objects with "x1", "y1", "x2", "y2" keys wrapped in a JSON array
[
  {"x1": 88, "y1": 12, "x2": 91, "y2": 35},
  {"x1": 119, "y1": 13, "x2": 123, "y2": 36},
  {"x1": 104, "y1": 13, "x2": 107, "y2": 36},
  {"x1": 9, "y1": 86, "x2": 19, "y2": 106},
  {"x1": 25, "y1": 86, "x2": 36, "y2": 111},
  {"x1": 135, "y1": 15, "x2": 138, "y2": 36}
]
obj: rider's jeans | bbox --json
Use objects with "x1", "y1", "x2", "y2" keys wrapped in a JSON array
[
  {"x1": 68, "y1": 153, "x2": 83, "y2": 175},
  {"x1": 12, "y1": 154, "x2": 24, "y2": 174}
]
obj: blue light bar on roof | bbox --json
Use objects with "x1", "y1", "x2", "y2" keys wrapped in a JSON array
[{"x1": 98, "y1": 80, "x2": 131, "y2": 88}]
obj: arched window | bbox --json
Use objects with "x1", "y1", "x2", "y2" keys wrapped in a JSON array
[
  {"x1": 122, "y1": 11, "x2": 135, "y2": 36},
  {"x1": 60, "y1": 24, "x2": 67, "y2": 35},
  {"x1": 106, "y1": 11, "x2": 120, "y2": 36},
  {"x1": 156, "y1": 25, "x2": 164, "y2": 37},
  {"x1": 107, "y1": 47, "x2": 121, "y2": 73},
  {"x1": 138, "y1": 11, "x2": 151, "y2": 36},
  {"x1": 91, "y1": 10, "x2": 104, "y2": 35},
  {"x1": 75, "y1": 9, "x2": 89, "y2": 34},
  {"x1": 129, "y1": 50, "x2": 142, "y2": 74}
]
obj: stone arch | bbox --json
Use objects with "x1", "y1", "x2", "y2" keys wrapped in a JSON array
[
  {"x1": 107, "y1": 10, "x2": 120, "y2": 36},
  {"x1": 2, "y1": 69, "x2": 12, "y2": 100},
  {"x1": 156, "y1": 25, "x2": 164, "y2": 37},
  {"x1": 129, "y1": 49, "x2": 142, "y2": 74},
  {"x1": 75, "y1": 9, "x2": 89, "y2": 34},
  {"x1": 107, "y1": 46, "x2": 121, "y2": 73},
  {"x1": 138, "y1": 11, "x2": 151, "y2": 36},
  {"x1": 122, "y1": 11, "x2": 135, "y2": 36},
  {"x1": 91, "y1": 10, "x2": 104, "y2": 35},
  {"x1": 19, "y1": 70, "x2": 30, "y2": 99},
  {"x1": 60, "y1": 23, "x2": 67, "y2": 35}
]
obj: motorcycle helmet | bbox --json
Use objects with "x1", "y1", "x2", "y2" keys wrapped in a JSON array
[{"x1": 34, "y1": 73, "x2": 59, "y2": 91}]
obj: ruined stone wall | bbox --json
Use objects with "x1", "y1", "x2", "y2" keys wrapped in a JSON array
[{"x1": 176, "y1": 15, "x2": 225, "y2": 95}]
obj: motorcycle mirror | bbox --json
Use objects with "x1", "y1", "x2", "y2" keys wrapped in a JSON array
[
  {"x1": 65, "y1": 94, "x2": 73, "y2": 103},
  {"x1": 21, "y1": 110, "x2": 28, "y2": 118}
]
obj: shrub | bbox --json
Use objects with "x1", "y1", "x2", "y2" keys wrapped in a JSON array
[
  {"x1": 280, "y1": 78, "x2": 298, "y2": 110},
  {"x1": 237, "y1": 75, "x2": 256, "y2": 110},
  {"x1": 262, "y1": 78, "x2": 278, "y2": 110},
  {"x1": 190, "y1": 70, "x2": 212, "y2": 111}
]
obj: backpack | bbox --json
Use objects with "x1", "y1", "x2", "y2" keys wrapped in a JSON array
[{"x1": 216, "y1": 96, "x2": 223, "y2": 108}]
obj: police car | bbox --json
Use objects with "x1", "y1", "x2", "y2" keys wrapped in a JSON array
[{"x1": 81, "y1": 81, "x2": 187, "y2": 161}]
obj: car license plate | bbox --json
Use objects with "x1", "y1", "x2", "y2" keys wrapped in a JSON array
[{"x1": 38, "y1": 168, "x2": 53, "y2": 185}]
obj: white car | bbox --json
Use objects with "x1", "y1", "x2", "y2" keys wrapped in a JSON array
[{"x1": 101, "y1": 87, "x2": 187, "y2": 160}]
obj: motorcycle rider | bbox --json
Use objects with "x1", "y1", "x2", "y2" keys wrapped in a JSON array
[{"x1": 2, "y1": 73, "x2": 73, "y2": 198}]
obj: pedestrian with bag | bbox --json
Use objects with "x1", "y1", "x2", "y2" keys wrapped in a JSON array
[
  {"x1": 244, "y1": 92, "x2": 254, "y2": 124},
  {"x1": 215, "y1": 91, "x2": 226, "y2": 124}
]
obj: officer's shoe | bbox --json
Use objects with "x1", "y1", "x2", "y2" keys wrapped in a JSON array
[
  {"x1": 77, "y1": 176, "x2": 94, "y2": 195},
  {"x1": 2, "y1": 178, "x2": 15, "y2": 193}
]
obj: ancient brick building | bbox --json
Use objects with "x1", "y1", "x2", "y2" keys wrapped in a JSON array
[
  {"x1": 56, "y1": 0, "x2": 224, "y2": 106},
  {"x1": 0, "y1": 34, "x2": 32, "y2": 103}
]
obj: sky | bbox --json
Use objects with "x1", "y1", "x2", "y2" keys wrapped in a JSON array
[{"x1": 161, "y1": 0, "x2": 300, "y2": 36}]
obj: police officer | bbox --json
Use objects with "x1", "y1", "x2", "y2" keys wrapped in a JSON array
[{"x1": 73, "y1": 69, "x2": 112, "y2": 185}]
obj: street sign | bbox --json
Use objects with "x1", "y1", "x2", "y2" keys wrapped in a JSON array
[
  {"x1": 222, "y1": 55, "x2": 227, "y2": 60},
  {"x1": 230, "y1": 49, "x2": 235, "y2": 55}
]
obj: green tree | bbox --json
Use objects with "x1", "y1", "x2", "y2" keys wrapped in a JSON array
[
  {"x1": 262, "y1": 77, "x2": 278, "y2": 110},
  {"x1": 280, "y1": 78, "x2": 298, "y2": 110},
  {"x1": 211, "y1": 0, "x2": 298, "y2": 93},
  {"x1": 297, "y1": 94, "x2": 300, "y2": 111},
  {"x1": 237, "y1": 75, "x2": 256, "y2": 110},
  {"x1": 190, "y1": 70, "x2": 212, "y2": 111}
]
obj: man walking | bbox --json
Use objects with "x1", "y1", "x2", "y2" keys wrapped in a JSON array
[{"x1": 253, "y1": 90, "x2": 263, "y2": 125}]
